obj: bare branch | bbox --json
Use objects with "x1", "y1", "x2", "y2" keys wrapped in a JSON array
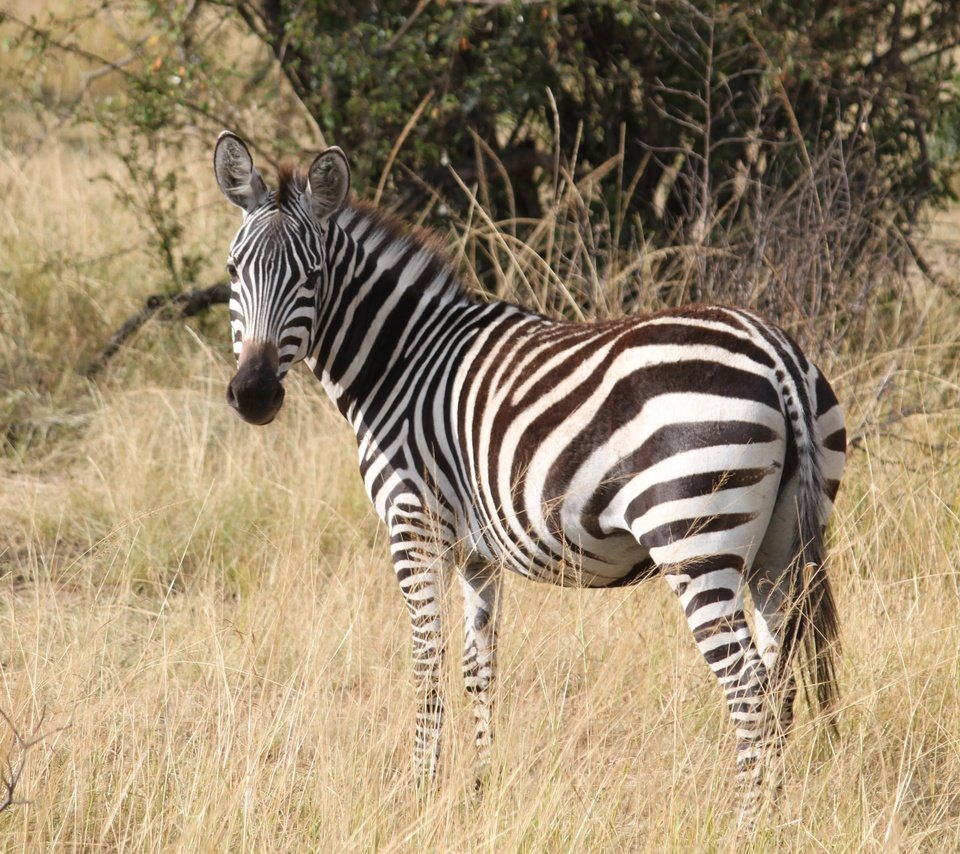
[
  {"x1": 0, "y1": 706, "x2": 69, "y2": 814},
  {"x1": 380, "y1": 0, "x2": 431, "y2": 53},
  {"x1": 2, "y1": 10, "x2": 248, "y2": 159},
  {"x1": 87, "y1": 281, "x2": 232, "y2": 376},
  {"x1": 848, "y1": 404, "x2": 960, "y2": 451}
]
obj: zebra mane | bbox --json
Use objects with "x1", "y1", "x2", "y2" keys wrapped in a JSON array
[
  {"x1": 340, "y1": 198, "x2": 468, "y2": 300},
  {"x1": 276, "y1": 163, "x2": 305, "y2": 212}
]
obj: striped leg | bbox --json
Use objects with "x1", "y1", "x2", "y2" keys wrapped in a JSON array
[
  {"x1": 390, "y1": 518, "x2": 446, "y2": 785},
  {"x1": 748, "y1": 568, "x2": 798, "y2": 799},
  {"x1": 460, "y1": 561, "x2": 500, "y2": 788},
  {"x1": 660, "y1": 554, "x2": 771, "y2": 826},
  {"x1": 748, "y1": 485, "x2": 812, "y2": 797}
]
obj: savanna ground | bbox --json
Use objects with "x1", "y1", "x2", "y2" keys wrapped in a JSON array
[{"x1": 2, "y1": 12, "x2": 960, "y2": 854}]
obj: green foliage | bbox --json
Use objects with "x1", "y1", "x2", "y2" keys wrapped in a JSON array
[
  {"x1": 242, "y1": 0, "x2": 960, "y2": 247},
  {"x1": 2, "y1": 2, "x2": 247, "y2": 293},
  {"x1": 2, "y1": 0, "x2": 959, "y2": 327}
]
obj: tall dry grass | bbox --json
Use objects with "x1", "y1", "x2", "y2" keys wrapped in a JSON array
[{"x1": 1, "y1": 84, "x2": 960, "y2": 853}]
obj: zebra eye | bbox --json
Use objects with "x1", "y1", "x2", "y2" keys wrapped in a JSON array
[{"x1": 226, "y1": 262, "x2": 239, "y2": 283}]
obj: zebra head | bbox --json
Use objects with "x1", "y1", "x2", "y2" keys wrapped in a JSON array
[{"x1": 213, "y1": 132, "x2": 350, "y2": 424}]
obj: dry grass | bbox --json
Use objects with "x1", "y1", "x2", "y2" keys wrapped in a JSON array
[{"x1": 1, "y1": 67, "x2": 960, "y2": 854}]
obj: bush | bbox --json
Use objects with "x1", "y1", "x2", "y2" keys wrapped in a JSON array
[
  {"x1": 236, "y1": 2, "x2": 960, "y2": 237},
  {"x1": 3, "y1": 0, "x2": 959, "y2": 337}
]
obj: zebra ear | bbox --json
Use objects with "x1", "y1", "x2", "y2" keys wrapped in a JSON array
[
  {"x1": 214, "y1": 131, "x2": 268, "y2": 213},
  {"x1": 306, "y1": 146, "x2": 350, "y2": 222}
]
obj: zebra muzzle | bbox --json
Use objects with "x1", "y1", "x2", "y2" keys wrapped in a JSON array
[{"x1": 227, "y1": 341, "x2": 285, "y2": 425}]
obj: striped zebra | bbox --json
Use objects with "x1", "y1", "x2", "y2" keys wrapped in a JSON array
[{"x1": 213, "y1": 132, "x2": 845, "y2": 821}]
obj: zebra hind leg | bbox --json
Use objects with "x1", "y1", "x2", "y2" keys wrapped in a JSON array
[
  {"x1": 658, "y1": 552, "x2": 773, "y2": 829},
  {"x1": 748, "y1": 564, "x2": 800, "y2": 804},
  {"x1": 747, "y1": 481, "x2": 821, "y2": 804},
  {"x1": 459, "y1": 561, "x2": 501, "y2": 792}
]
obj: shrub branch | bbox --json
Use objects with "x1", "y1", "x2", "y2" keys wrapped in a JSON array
[{"x1": 0, "y1": 707, "x2": 68, "y2": 814}]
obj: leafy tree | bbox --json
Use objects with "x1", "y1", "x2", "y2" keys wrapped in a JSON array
[
  {"x1": 227, "y1": 2, "x2": 960, "y2": 241},
  {"x1": 4, "y1": 0, "x2": 960, "y2": 326}
]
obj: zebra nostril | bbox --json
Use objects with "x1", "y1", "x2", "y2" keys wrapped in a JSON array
[{"x1": 225, "y1": 368, "x2": 283, "y2": 424}]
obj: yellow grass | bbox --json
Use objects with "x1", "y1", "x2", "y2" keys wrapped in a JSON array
[{"x1": 2, "y1": 86, "x2": 960, "y2": 854}]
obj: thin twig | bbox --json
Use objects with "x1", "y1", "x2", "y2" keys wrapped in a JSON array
[
  {"x1": 848, "y1": 404, "x2": 960, "y2": 450},
  {"x1": 0, "y1": 706, "x2": 70, "y2": 814},
  {"x1": 380, "y1": 0, "x2": 431, "y2": 53}
]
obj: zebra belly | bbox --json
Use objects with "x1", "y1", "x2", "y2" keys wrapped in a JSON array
[
  {"x1": 472, "y1": 525, "x2": 655, "y2": 588},
  {"x1": 561, "y1": 534, "x2": 658, "y2": 588}
]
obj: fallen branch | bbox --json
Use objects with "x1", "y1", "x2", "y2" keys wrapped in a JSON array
[{"x1": 87, "y1": 281, "x2": 230, "y2": 376}]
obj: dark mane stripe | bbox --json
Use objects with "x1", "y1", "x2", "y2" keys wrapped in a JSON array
[{"x1": 277, "y1": 163, "x2": 305, "y2": 211}]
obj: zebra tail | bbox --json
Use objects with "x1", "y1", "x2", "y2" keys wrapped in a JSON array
[{"x1": 782, "y1": 402, "x2": 841, "y2": 727}]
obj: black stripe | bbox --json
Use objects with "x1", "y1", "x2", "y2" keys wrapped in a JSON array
[
  {"x1": 824, "y1": 478, "x2": 841, "y2": 502},
  {"x1": 815, "y1": 372, "x2": 839, "y2": 417},
  {"x1": 823, "y1": 428, "x2": 846, "y2": 453},
  {"x1": 641, "y1": 512, "x2": 759, "y2": 550},
  {"x1": 685, "y1": 585, "x2": 736, "y2": 619},
  {"x1": 622, "y1": 467, "x2": 775, "y2": 526}
]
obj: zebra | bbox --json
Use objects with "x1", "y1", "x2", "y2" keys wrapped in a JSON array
[{"x1": 213, "y1": 131, "x2": 846, "y2": 822}]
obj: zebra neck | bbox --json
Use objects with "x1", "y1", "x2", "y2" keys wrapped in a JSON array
[{"x1": 306, "y1": 205, "x2": 523, "y2": 424}]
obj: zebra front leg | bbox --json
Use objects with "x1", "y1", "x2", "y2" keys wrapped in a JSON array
[
  {"x1": 391, "y1": 526, "x2": 447, "y2": 786},
  {"x1": 460, "y1": 560, "x2": 500, "y2": 790},
  {"x1": 660, "y1": 554, "x2": 772, "y2": 829}
]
